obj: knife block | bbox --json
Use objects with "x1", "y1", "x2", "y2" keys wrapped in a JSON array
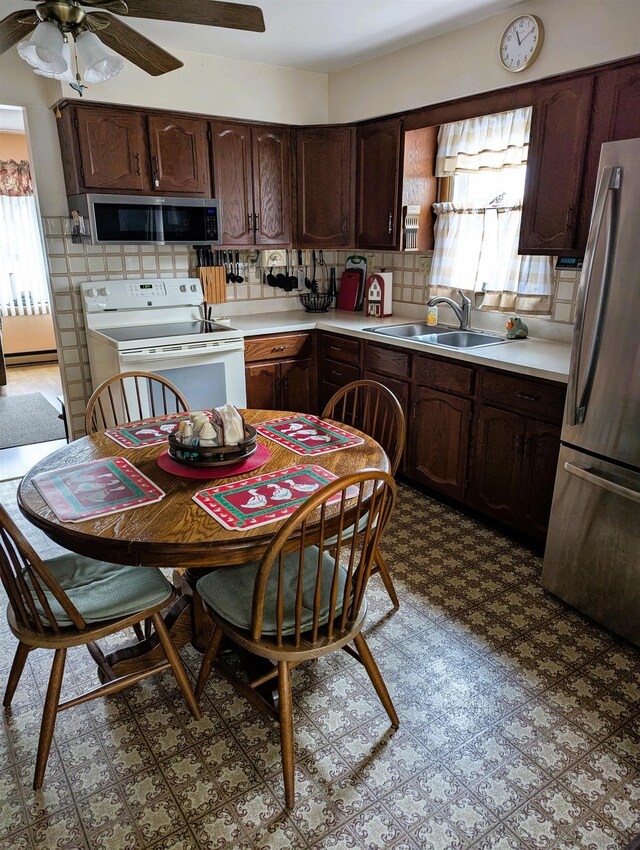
[{"x1": 198, "y1": 267, "x2": 227, "y2": 304}]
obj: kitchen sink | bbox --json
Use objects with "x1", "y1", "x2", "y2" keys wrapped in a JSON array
[
  {"x1": 367, "y1": 324, "x2": 506, "y2": 349},
  {"x1": 367, "y1": 323, "x2": 452, "y2": 338}
]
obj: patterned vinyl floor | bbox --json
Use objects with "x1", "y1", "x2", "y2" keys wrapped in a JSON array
[{"x1": 0, "y1": 479, "x2": 639, "y2": 850}]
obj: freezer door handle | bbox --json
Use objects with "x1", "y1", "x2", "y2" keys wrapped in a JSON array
[
  {"x1": 566, "y1": 165, "x2": 621, "y2": 426},
  {"x1": 564, "y1": 461, "x2": 640, "y2": 504}
]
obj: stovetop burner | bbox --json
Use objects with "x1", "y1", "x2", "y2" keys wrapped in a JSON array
[{"x1": 99, "y1": 321, "x2": 231, "y2": 343}]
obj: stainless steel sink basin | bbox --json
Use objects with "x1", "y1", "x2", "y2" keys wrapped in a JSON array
[
  {"x1": 434, "y1": 331, "x2": 506, "y2": 348},
  {"x1": 368, "y1": 323, "x2": 452, "y2": 338},
  {"x1": 367, "y1": 323, "x2": 506, "y2": 349}
]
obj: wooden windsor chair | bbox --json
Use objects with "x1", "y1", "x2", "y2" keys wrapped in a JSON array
[
  {"x1": 322, "y1": 379, "x2": 406, "y2": 609},
  {"x1": 195, "y1": 469, "x2": 399, "y2": 809},
  {"x1": 85, "y1": 370, "x2": 189, "y2": 434},
  {"x1": 0, "y1": 504, "x2": 200, "y2": 790}
]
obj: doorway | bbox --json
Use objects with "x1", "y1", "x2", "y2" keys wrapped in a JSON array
[{"x1": 0, "y1": 105, "x2": 66, "y2": 481}]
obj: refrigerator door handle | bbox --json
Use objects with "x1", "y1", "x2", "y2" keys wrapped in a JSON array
[
  {"x1": 564, "y1": 461, "x2": 640, "y2": 504},
  {"x1": 566, "y1": 165, "x2": 622, "y2": 426}
]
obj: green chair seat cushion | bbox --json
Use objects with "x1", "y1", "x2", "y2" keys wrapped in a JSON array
[
  {"x1": 31, "y1": 553, "x2": 173, "y2": 628},
  {"x1": 197, "y1": 546, "x2": 347, "y2": 637}
]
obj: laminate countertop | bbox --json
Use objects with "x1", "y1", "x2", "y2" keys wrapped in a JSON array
[{"x1": 226, "y1": 309, "x2": 572, "y2": 384}]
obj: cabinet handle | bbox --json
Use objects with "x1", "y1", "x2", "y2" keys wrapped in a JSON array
[
  {"x1": 514, "y1": 435, "x2": 524, "y2": 454},
  {"x1": 275, "y1": 376, "x2": 281, "y2": 392},
  {"x1": 517, "y1": 392, "x2": 539, "y2": 402},
  {"x1": 330, "y1": 369, "x2": 342, "y2": 378},
  {"x1": 282, "y1": 376, "x2": 288, "y2": 392},
  {"x1": 134, "y1": 152, "x2": 141, "y2": 175},
  {"x1": 152, "y1": 154, "x2": 160, "y2": 188},
  {"x1": 341, "y1": 217, "x2": 347, "y2": 233},
  {"x1": 412, "y1": 400, "x2": 418, "y2": 419},
  {"x1": 388, "y1": 212, "x2": 393, "y2": 234},
  {"x1": 254, "y1": 213, "x2": 259, "y2": 232},
  {"x1": 271, "y1": 345, "x2": 286, "y2": 352},
  {"x1": 523, "y1": 436, "x2": 532, "y2": 458},
  {"x1": 248, "y1": 213, "x2": 254, "y2": 232},
  {"x1": 565, "y1": 205, "x2": 575, "y2": 231}
]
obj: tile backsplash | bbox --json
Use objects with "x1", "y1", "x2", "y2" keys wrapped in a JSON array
[{"x1": 43, "y1": 217, "x2": 579, "y2": 440}]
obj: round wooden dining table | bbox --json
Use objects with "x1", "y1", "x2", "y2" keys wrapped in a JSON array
[{"x1": 17, "y1": 409, "x2": 389, "y2": 675}]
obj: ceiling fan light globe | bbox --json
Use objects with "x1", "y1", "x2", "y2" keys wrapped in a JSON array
[
  {"x1": 17, "y1": 21, "x2": 67, "y2": 74},
  {"x1": 76, "y1": 31, "x2": 124, "y2": 82},
  {"x1": 33, "y1": 41, "x2": 75, "y2": 82}
]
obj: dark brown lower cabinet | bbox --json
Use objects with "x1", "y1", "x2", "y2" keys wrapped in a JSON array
[
  {"x1": 245, "y1": 358, "x2": 315, "y2": 413},
  {"x1": 467, "y1": 404, "x2": 561, "y2": 539},
  {"x1": 409, "y1": 385, "x2": 471, "y2": 501}
]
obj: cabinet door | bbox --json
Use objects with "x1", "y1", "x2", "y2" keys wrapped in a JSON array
[
  {"x1": 467, "y1": 405, "x2": 524, "y2": 525},
  {"x1": 356, "y1": 119, "x2": 402, "y2": 248},
  {"x1": 409, "y1": 385, "x2": 470, "y2": 500},
  {"x1": 518, "y1": 420, "x2": 561, "y2": 539},
  {"x1": 519, "y1": 76, "x2": 593, "y2": 255},
  {"x1": 281, "y1": 358, "x2": 316, "y2": 414},
  {"x1": 576, "y1": 62, "x2": 640, "y2": 254},
  {"x1": 211, "y1": 121, "x2": 254, "y2": 245},
  {"x1": 245, "y1": 362, "x2": 279, "y2": 409},
  {"x1": 76, "y1": 107, "x2": 150, "y2": 192},
  {"x1": 296, "y1": 127, "x2": 354, "y2": 246},
  {"x1": 252, "y1": 126, "x2": 291, "y2": 245},
  {"x1": 147, "y1": 116, "x2": 210, "y2": 195}
]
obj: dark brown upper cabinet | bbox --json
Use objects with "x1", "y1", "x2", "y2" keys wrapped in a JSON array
[
  {"x1": 57, "y1": 103, "x2": 210, "y2": 197},
  {"x1": 74, "y1": 106, "x2": 150, "y2": 193},
  {"x1": 295, "y1": 127, "x2": 355, "y2": 247},
  {"x1": 356, "y1": 118, "x2": 402, "y2": 249},
  {"x1": 518, "y1": 76, "x2": 594, "y2": 255},
  {"x1": 147, "y1": 115, "x2": 210, "y2": 195},
  {"x1": 574, "y1": 63, "x2": 640, "y2": 253},
  {"x1": 211, "y1": 121, "x2": 291, "y2": 246}
]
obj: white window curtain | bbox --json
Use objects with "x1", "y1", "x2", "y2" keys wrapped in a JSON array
[
  {"x1": 0, "y1": 159, "x2": 51, "y2": 317},
  {"x1": 430, "y1": 107, "x2": 553, "y2": 314}
]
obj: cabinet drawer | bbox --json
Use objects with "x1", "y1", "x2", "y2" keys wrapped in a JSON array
[
  {"x1": 412, "y1": 355, "x2": 474, "y2": 396},
  {"x1": 319, "y1": 360, "x2": 360, "y2": 388},
  {"x1": 244, "y1": 333, "x2": 312, "y2": 363},
  {"x1": 320, "y1": 333, "x2": 361, "y2": 365},
  {"x1": 481, "y1": 370, "x2": 566, "y2": 422},
  {"x1": 364, "y1": 343, "x2": 410, "y2": 378}
]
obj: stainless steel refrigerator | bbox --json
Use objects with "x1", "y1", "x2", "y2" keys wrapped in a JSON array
[{"x1": 542, "y1": 137, "x2": 640, "y2": 646}]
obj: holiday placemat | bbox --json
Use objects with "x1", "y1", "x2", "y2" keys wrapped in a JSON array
[
  {"x1": 32, "y1": 457, "x2": 165, "y2": 523},
  {"x1": 255, "y1": 414, "x2": 364, "y2": 456},
  {"x1": 157, "y1": 442, "x2": 270, "y2": 480},
  {"x1": 104, "y1": 413, "x2": 197, "y2": 449},
  {"x1": 193, "y1": 464, "x2": 355, "y2": 531}
]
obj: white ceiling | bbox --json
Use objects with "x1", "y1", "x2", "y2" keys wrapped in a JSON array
[{"x1": 1, "y1": 0, "x2": 525, "y2": 74}]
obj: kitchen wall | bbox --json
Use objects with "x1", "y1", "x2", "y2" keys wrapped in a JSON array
[{"x1": 328, "y1": 0, "x2": 640, "y2": 122}]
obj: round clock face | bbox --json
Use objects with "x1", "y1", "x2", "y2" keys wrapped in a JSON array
[{"x1": 499, "y1": 15, "x2": 544, "y2": 72}]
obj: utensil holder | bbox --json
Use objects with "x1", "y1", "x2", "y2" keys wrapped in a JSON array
[{"x1": 198, "y1": 267, "x2": 227, "y2": 304}]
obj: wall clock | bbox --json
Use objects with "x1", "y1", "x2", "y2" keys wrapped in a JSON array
[{"x1": 499, "y1": 14, "x2": 544, "y2": 72}]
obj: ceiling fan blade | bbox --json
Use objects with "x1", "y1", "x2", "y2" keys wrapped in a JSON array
[
  {"x1": 123, "y1": 1, "x2": 265, "y2": 33},
  {"x1": 78, "y1": 0, "x2": 130, "y2": 13},
  {"x1": 0, "y1": 10, "x2": 38, "y2": 55},
  {"x1": 88, "y1": 12, "x2": 183, "y2": 75}
]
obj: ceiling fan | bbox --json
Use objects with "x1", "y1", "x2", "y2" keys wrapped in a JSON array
[{"x1": 0, "y1": 0, "x2": 265, "y2": 83}]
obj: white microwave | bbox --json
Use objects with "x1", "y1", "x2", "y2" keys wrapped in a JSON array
[{"x1": 68, "y1": 194, "x2": 222, "y2": 245}]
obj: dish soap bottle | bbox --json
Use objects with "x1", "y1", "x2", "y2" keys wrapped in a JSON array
[{"x1": 426, "y1": 305, "x2": 438, "y2": 326}]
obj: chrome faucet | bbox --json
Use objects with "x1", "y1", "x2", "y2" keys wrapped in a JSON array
[{"x1": 426, "y1": 289, "x2": 472, "y2": 330}]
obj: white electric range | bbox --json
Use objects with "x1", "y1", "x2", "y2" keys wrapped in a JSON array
[{"x1": 81, "y1": 278, "x2": 246, "y2": 411}]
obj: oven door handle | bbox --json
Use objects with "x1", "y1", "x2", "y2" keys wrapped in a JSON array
[{"x1": 120, "y1": 342, "x2": 244, "y2": 363}]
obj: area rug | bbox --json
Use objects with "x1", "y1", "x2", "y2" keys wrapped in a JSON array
[{"x1": 0, "y1": 393, "x2": 66, "y2": 449}]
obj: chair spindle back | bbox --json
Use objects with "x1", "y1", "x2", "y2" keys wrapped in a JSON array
[
  {"x1": 322, "y1": 380, "x2": 406, "y2": 475},
  {"x1": 85, "y1": 371, "x2": 189, "y2": 434},
  {"x1": 0, "y1": 505, "x2": 85, "y2": 633}
]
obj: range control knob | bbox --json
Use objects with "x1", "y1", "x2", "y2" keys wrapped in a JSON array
[
  {"x1": 179, "y1": 284, "x2": 188, "y2": 293},
  {"x1": 88, "y1": 287, "x2": 98, "y2": 297},
  {"x1": 97, "y1": 287, "x2": 110, "y2": 297},
  {"x1": 190, "y1": 284, "x2": 198, "y2": 292}
]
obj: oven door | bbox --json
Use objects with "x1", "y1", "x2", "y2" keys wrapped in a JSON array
[{"x1": 119, "y1": 341, "x2": 246, "y2": 410}]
